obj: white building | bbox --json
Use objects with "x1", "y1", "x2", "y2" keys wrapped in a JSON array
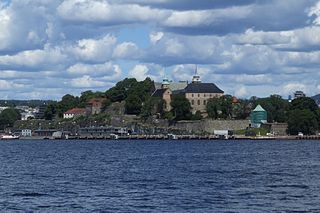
[{"x1": 21, "y1": 129, "x2": 32, "y2": 137}]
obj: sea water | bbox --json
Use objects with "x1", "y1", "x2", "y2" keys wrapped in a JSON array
[{"x1": 1, "y1": 140, "x2": 320, "y2": 212}]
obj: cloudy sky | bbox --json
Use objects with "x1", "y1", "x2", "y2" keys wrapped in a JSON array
[{"x1": 1, "y1": 0, "x2": 320, "y2": 100}]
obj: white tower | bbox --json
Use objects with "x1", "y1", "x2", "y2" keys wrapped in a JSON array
[{"x1": 192, "y1": 65, "x2": 201, "y2": 83}]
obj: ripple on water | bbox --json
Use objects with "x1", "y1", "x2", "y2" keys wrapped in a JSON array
[{"x1": 1, "y1": 140, "x2": 320, "y2": 212}]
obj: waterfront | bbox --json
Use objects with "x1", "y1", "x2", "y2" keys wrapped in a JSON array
[{"x1": 1, "y1": 140, "x2": 320, "y2": 212}]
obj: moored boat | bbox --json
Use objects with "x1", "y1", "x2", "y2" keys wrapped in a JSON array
[{"x1": 0, "y1": 134, "x2": 20, "y2": 140}]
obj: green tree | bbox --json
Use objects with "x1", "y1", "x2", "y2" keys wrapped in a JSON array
[
  {"x1": 207, "y1": 97, "x2": 219, "y2": 119},
  {"x1": 105, "y1": 78, "x2": 138, "y2": 102},
  {"x1": 0, "y1": 108, "x2": 21, "y2": 129},
  {"x1": 60, "y1": 94, "x2": 79, "y2": 112},
  {"x1": 171, "y1": 94, "x2": 192, "y2": 120},
  {"x1": 44, "y1": 102, "x2": 58, "y2": 120},
  {"x1": 290, "y1": 97, "x2": 318, "y2": 112},
  {"x1": 206, "y1": 95, "x2": 233, "y2": 119},
  {"x1": 125, "y1": 94, "x2": 142, "y2": 115},
  {"x1": 256, "y1": 95, "x2": 289, "y2": 122},
  {"x1": 287, "y1": 109, "x2": 318, "y2": 135}
]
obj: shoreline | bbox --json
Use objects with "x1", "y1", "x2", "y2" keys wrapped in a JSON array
[{"x1": 4, "y1": 135, "x2": 320, "y2": 141}]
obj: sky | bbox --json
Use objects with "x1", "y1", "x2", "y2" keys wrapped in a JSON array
[{"x1": 1, "y1": 0, "x2": 320, "y2": 100}]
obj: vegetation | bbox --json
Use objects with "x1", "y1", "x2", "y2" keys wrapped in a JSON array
[
  {"x1": 3, "y1": 76, "x2": 320, "y2": 136},
  {"x1": 0, "y1": 108, "x2": 21, "y2": 129},
  {"x1": 287, "y1": 97, "x2": 319, "y2": 135},
  {"x1": 171, "y1": 94, "x2": 192, "y2": 120}
]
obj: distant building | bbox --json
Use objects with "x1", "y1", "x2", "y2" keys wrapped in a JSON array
[
  {"x1": 35, "y1": 105, "x2": 47, "y2": 119},
  {"x1": 63, "y1": 108, "x2": 87, "y2": 119},
  {"x1": 152, "y1": 78, "x2": 172, "y2": 111},
  {"x1": 154, "y1": 79, "x2": 188, "y2": 92},
  {"x1": 152, "y1": 72, "x2": 224, "y2": 115},
  {"x1": 250, "y1": 105, "x2": 268, "y2": 128},
  {"x1": 21, "y1": 129, "x2": 32, "y2": 137},
  {"x1": 185, "y1": 73, "x2": 224, "y2": 115},
  {"x1": 294, "y1": 91, "x2": 306, "y2": 99},
  {"x1": 86, "y1": 98, "x2": 106, "y2": 115}
]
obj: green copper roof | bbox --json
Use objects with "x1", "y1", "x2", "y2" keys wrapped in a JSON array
[
  {"x1": 253, "y1": 104, "x2": 266, "y2": 112},
  {"x1": 162, "y1": 77, "x2": 170, "y2": 85}
]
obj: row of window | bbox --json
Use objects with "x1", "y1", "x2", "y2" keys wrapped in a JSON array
[
  {"x1": 191, "y1": 99, "x2": 207, "y2": 106},
  {"x1": 191, "y1": 93, "x2": 216, "y2": 98}
]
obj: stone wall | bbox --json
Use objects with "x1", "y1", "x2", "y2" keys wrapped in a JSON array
[{"x1": 173, "y1": 119, "x2": 250, "y2": 134}]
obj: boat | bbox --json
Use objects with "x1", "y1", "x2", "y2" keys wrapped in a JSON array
[
  {"x1": 167, "y1": 134, "x2": 178, "y2": 140},
  {"x1": 1, "y1": 134, "x2": 20, "y2": 140},
  {"x1": 110, "y1": 133, "x2": 119, "y2": 140}
]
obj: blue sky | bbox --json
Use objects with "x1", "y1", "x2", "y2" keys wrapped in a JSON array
[{"x1": 1, "y1": 0, "x2": 320, "y2": 100}]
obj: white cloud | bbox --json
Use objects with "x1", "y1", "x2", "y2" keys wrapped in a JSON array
[
  {"x1": 57, "y1": 0, "x2": 168, "y2": 24},
  {"x1": 69, "y1": 75, "x2": 106, "y2": 88},
  {"x1": 283, "y1": 83, "x2": 307, "y2": 95},
  {"x1": 150, "y1": 32, "x2": 164, "y2": 44},
  {"x1": 113, "y1": 42, "x2": 140, "y2": 59},
  {"x1": 67, "y1": 62, "x2": 122, "y2": 80},
  {"x1": 234, "y1": 86, "x2": 248, "y2": 98},
  {"x1": 0, "y1": 46, "x2": 67, "y2": 69},
  {"x1": 68, "y1": 35, "x2": 117, "y2": 62}
]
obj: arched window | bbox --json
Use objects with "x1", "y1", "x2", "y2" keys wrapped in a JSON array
[
  {"x1": 191, "y1": 100, "x2": 194, "y2": 105},
  {"x1": 197, "y1": 100, "x2": 200, "y2": 105}
]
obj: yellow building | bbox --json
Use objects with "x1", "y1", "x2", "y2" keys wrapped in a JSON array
[{"x1": 185, "y1": 74, "x2": 224, "y2": 114}]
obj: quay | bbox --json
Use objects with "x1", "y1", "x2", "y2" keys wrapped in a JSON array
[{"x1": 14, "y1": 135, "x2": 320, "y2": 140}]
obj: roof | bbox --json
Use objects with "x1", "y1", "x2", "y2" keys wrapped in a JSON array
[
  {"x1": 152, "y1": 88, "x2": 169, "y2": 97},
  {"x1": 64, "y1": 108, "x2": 87, "y2": 114},
  {"x1": 253, "y1": 105, "x2": 266, "y2": 112},
  {"x1": 154, "y1": 82, "x2": 188, "y2": 91},
  {"x1": 87, "y1": 98, "x2": 106, "y2": 104},
  {"x1": 184, "y1": 83, "x2": 224, "y2": 94}
]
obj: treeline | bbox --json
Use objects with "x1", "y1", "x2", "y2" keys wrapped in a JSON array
[
  {"x1": 2, "y1": 77, "x2": 319, "y2": 136},
  {"x1": 0, "y1": 100, "x2": 52, "y2": 107},
  {"x1": 42, "y1": 77, "x2": 320, "y2": 135},
  {"x1": 0, "y1": 108, "x2": 21, "y2": 130},
  {"x1": 44, "y1": 77, "x2": 155, "y2": 119}
]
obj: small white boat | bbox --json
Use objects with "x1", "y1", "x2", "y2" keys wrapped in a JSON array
[
  {"x1": 1, "y1": 134, "x2": 20, "y2": 140},
  {"x1": 110, "y1": 133, "x2": 119, "y2": 140},
  {"x1": 167, "y1": 134, "x2": 178, "y2": 140}
]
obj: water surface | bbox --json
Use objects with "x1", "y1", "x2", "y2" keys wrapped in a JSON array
[{"x1": 1, "y1": 140, "x2": 320, "y2": 212}]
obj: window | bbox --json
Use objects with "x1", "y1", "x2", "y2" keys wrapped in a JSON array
[
  {"x1": 192, "y1": 94, "x2": 194, "y2": 97},
  {"x1": 198, "y1": 100, "x2": 200, "y2": 105},
  {"x1": 210, "y1": 94, "x2": 212, "y2": 97},
  {"x1": 204, "y1": 100, "x2": 207, "y2": 105},
  {"x1": 191, "y1": 100, "x2": 194, "y2": 105},
  {"x1": 204, "y1": 94, "x2": 206, "y2": 97},
  {"x1": 198, "y1": 94, "x2": 200, "y2": 97}
]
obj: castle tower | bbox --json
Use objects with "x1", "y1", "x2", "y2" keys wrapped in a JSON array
[
  {"x1": 192, "y1": 65, "x2": 201, "y2": 83},
  {"x1": 161, "y1": 77, "x2": 170, "y2": 89}
]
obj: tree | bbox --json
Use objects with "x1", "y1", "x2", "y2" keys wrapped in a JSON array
[
  {"x1": 44, "y1": 102, "x2": 58, "y2": 120},
  {"x1": 287, "y1": 97, "x2": 320, "y2": 135},
  {"x1": 207, "y1": 97, "x2": 219, "y2": 119},
  {"x1": 256, "y1": 95, "x2": 289, "y2": 123},
  {"x1": 105, "y1": 78, "x2": 138, "y2": 102},
  {"x1": 290, "y1": 97, "x2": 318, "y2": 112},
  {"x1": 60, "y1": 94, "x2": 79, "y2": 112},
  {"x1": 125, "y1": 94, "x2": 142, "y2": 115},
  {"x1": 171, "y1": 94, "x2": 192, "y2": 120},
  {"x1": 287, "y1": 109, "x2": 318, "y2": 135},
  {"x1": 206, "y1": 95, "x2": 233, "y2": 119},
  {"x1": 0, "y1": 108, "x2": 21, "y2": 129}
]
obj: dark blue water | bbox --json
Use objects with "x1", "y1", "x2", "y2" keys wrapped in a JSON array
[{"x1": 1, "y1": 140, "x2": 320, "y2": 212}]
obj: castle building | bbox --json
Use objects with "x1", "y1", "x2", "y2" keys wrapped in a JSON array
[
  {"x1": 185, "y1": 74, "x2": 224, "y2": 114},
  {"x1": 152, "y1": 71, "x2": 224, "y2": 115},
  {"x1": 151, "y1": 77, "x2": 173, "y2": 112}
]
